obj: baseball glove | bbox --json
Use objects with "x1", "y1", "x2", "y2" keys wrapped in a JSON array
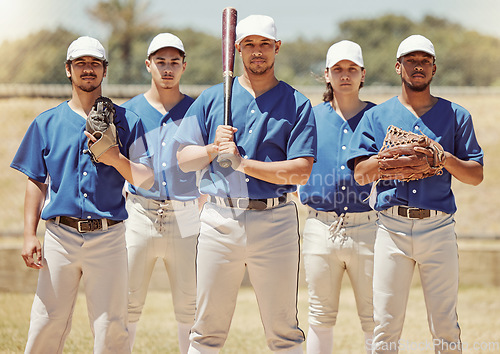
[
  {"x1": 85, "y1": 96, "x2": 120, "y2": 163},
  {"x1": 377, "y1": 125, "x2": 446, "y2": 181}
]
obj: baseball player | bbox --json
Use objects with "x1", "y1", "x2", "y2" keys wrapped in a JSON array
[
  {"x1": 299, "y1": 40, "x2": 377, "y2": 354},
  {"x1": 347, "y1": 35, "x2": 484, "y2": 353},
  {"x1": 10, "y1": 36, "x2": 153, "y2": 354},
  {"x1": 174, "y1": 15, "x2": 317, "y2": 354},
  {"x1": 121, "y1": 33, "x2": 200, "y2": 353}
]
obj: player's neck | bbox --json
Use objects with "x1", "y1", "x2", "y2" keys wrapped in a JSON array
[
  {"x1": 239, "y1": 71, "x2": 279, "y2": 98},
  {"x1": 145, "y1": 83, "x2": 184, "y2": 114},
  {"x1": 68, "y1": 88, "x2": 102, "y2": 117},
  {"x1": 332, "y1": 93, "x2": 366, "y2": 121},
  {"x1": 399, "y1": 86, "x2": 438, "y2": 117}
]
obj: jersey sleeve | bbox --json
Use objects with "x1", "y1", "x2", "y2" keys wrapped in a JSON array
[
  {"x1": 174, "y1": 95, "x2": 209, "y2": 147},
  {"x1": 346, "y1": 111, "x2": 379, "y2": 171},
  {"x1": 286, "y1": 95, "x2": 317, "y2": 161},
  {"x1": 10, "y1": 119, "x2": 48, "y2": 183},
  {"x1": 454, "y1": 109, "x2": 484, "y2": 165},
  {"x1": 119, "y1": 108, "x2": 152, "y2": 169}
]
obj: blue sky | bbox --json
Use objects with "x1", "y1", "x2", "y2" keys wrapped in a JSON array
[{"x1": 1, "y1": 0, "x2": 499, "y2": 43}]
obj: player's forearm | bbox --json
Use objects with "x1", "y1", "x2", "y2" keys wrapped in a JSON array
[
  {"x1": 112, "y1": 155, "x2": 154, "y2": 190},
  {"x1": 177, "y1": 144, "x2": 217, "y2": 172},
  {"x1": 238, "y1": 156, "x2": 314, "y2": 185},
  {"x1": 23, "y1": 178, "x2": 46, "y2": 239},
  {"x1": 353, "y1": 155, "x2": 380, "y2": 185},
  {"x1": 443, "y1": 153, "x2": 483, "y2": 185}
]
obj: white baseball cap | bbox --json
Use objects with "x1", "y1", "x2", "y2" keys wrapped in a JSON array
[
  {"x1": 235, "y1": 15, "x2": 278, "y2": 44},
  {"x1": 397, "y1": 35, "x2": 436, "y2": 59},
  {"x1": 147, "y1": 33, "x2": 185, "y2": 57},
  {"x1": 67, "y1": 36, "x2": 106, "y2": 61},
  {"x1": 326, "y1": 40, "x2": 364, "y2": 68}
]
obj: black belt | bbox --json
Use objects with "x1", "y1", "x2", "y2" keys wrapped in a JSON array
[
  {"x1": 54, "y1": 216, "x2": 122, "y2": 233},
  {"x1": 209, "y1": 195, "x2": 288, "y2": 210},
  {"x1": 397, "y1": 206, "x2": 431, "y2": 219}
]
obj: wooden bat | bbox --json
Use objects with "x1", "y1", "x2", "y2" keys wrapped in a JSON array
[{"x1": 217, "y1": 7, "x2": 237, "y2": 168}]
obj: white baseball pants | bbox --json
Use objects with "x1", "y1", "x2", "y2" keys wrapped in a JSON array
[
  {"x1": 25, "y1": 220, "x2": 130, "y2": 354},
  {"x1": 188, "y1": 201, "x2": 305, "y2": 353},
  {"x1": 372, "y1": 210, "x2": 461, "y2": 354}
]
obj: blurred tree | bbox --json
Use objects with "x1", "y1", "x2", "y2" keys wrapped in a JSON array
[
  {"x1": 88, "y1": 0, "x2": 158, "y2": 84},
  {"x1": 0, "y1": 28, "x2": 77, "y2": 84}
]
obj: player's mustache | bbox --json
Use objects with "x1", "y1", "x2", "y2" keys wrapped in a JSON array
[{"x1": 81, "y1": 74, "x2": 97, "y2": 78}]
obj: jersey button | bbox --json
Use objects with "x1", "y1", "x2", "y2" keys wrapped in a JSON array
[
  {"x1": 245, "y1": 178, "x2": 250, "y2": 183},
  {"x1": 87, "y1": 216, "x2": 91, "y2": 219},
  {"x1": 342, "y1": 146, "x2": 346, "y2": 150},
  {"x1": 162, "y1": 162, "x2": 167, "y2": 167},
  {"x1": 341, "y1": 186, "x2": 346, "y2": 191},
  {"x1": 83, "y1": 193, "x2": 88, "y2": 198},
  {"x1": 344, "y1": 206, "x2": 348, "y2": 211},
  {"x1": 244, "y1": 155, "x2": 248, "y2": 159},
  {"x1": 412, "y1": 189, "x2": 417, "y2": 194},
  {"x1": 162, "y1": 181, "x2": 167, "y2": 186},
  {"x1": 83, "y1": 172, "x2": 88, "y2": 176},
  {"x1": 251, "y1": 109, "x2": 255, "y2": 113},
  {"x1": 249, "y1": 129, "x2": 253, "y2": 134},
  {"x1": 343, "y1": 129, "x2": 348, "y2": 134},
  {"x1": 162, "y1": 142, "x2": 166, "y2": 147},
  {"x1": 340, "y1": 165, "x2": 345, "y2": 170},
  {"x1": 163, "y1": 122, "x2": 167, "y2": 127}
]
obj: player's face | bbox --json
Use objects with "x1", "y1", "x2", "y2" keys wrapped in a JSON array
[
  {"x1": 146, "y1": 47, "x2": 186, "y2": 90},
  {"x1": 325, "y1": 60, "x2": 365, "y2": 94},
  {"x1": 66, "y1": 56, "x2": 106, "y2": 93},
  {"x1": 237, "y1": 36, "x2": 281, "y2": 76},
  {"x1": 396, "y1": 52, "x2": 436, "y2": 92}
]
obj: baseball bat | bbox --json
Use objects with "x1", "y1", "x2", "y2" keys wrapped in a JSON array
[{"x1": 217, "y1": 7, "x2": 237, "y2": 168}]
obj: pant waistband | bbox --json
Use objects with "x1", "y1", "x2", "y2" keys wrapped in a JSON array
[
  {"x1": 308, "y1": 206, "x2": 378, "y2": 224},
  {"x1": 384, "y1": 206, "x2": 445, "y2": 219},
  {"x1": 129, "y1": 194, "x2": 197, "y2": 210},
  {"x1": 208, "y1": 194, "x2": 290, "y2": 210},
  {"x1": 52, "y1": 216, "x2": 122, "y2": 233}
]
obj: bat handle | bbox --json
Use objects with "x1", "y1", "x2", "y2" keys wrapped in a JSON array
[{"x1": 217, "y1": 154, "x2": 233, "y2": 168}]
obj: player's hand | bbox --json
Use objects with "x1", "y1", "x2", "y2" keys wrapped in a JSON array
[
  {"x1": 84, "y1": 131, "x2": 121, "y2": 166},
  {"x1": 214, "y1": 125, "x2": 238, "y2": 146},
  {"x1": 22, "y1": 235, "x2": 43, "y2": 269},
  {"x1": 218, "y1": 141, "x2": 243, "y2": 171}
]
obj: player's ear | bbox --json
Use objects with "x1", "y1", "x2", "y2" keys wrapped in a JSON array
[
  {"x1": 274, "y1": 40, "x2": 281, "y2": 54},
  {"x1": 361, "y1": 68, "x2": 366, "y2": 83},
  {"x1": 65, "y1": 63, "x2": 72, "y2": 79},
  {"x1": 145, "y1": 59, "x2": 152, "y2": 73},
  {"x1": 432, "y1": 63, "x2": 436, "y2": 76},
  {"x1": 324, "y1": 68, "x2": 330, "y2": 83},
  {"x1": 235, "y1": 43, "x2": 241, "y2": 56},
  {"x1": 395, "y1": 61, "x2": 402, "y2": 75}
]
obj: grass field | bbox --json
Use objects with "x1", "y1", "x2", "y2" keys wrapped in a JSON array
[{"x1": 1, "y1": 285, "x2": 499, "y2": 353}]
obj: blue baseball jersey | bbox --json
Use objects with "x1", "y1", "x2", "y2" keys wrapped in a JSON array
[
  {"x1": 347, "y1": 96, "x2": 484, "y2": 214},
  {"x1": 10, "y1": 101, "x2": 151, "y2": 221},
  {"x1": 174, "y1": 78, "x2": 317, "y2": 199},
  {"x1": 121, "y1": 94, "x2": 199, "y2": 201},
  {"x1": 300, "y1": 101, "x2": 376, "y2": 213}
]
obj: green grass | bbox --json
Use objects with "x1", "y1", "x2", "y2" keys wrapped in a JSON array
[{"x1": 1, "y1": 285, "x2": 499, "y2": 353}]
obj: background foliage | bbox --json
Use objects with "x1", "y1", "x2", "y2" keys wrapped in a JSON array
[{"x1": 0, "y1": 1, "x2": 499, "y2": 86}]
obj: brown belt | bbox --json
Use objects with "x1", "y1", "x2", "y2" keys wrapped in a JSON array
[
  {"x1": 209, "y1": 195, "x2": 288, "y2": 210},
  {"x1": 397, "y1": 206, "x2": 432, "y2": 219},
  {"x1": 54, "y1": 216, "x2": 122, "y2": 233}
]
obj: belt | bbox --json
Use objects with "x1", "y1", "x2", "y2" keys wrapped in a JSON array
[
  {"x1": 53, "y1": 216, "x2": 122, "y2": 233},
  {"x1": 387, "y1": 206, "x2": 443, "y2": 219},
  {"x1": 208, "y1": 194, "x2": 289, "y2": 210}
]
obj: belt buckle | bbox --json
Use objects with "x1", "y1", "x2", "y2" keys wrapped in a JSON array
[
  {"x1": 236, "y1": 198, "x2": 249, "y2": 209},
  {"x1": 77, "y1": 219, "x2": 102, "y2": 233}
]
